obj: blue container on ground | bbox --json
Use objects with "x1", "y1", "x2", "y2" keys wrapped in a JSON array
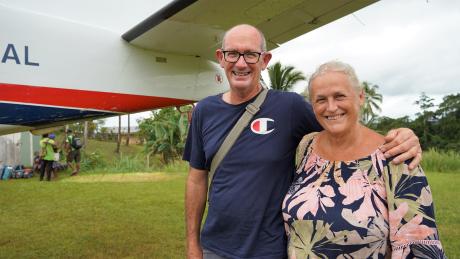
[{"x1": 1, "y1": 166, "x2": 13, "y2": 180}]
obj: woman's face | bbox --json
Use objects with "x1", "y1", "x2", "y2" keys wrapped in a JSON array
[{"x1": 310, "y1": 71, "x2": 364, "y2": 136}]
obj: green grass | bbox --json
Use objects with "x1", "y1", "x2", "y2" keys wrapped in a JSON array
[
  {"x1": 76, "y1": 139, "x2": 183, "y2": 173},
  {"x1": 84, "y1": 139, "x2": 145, "y2": 162},
  {"x1": 0, "y1": 172, "x2": 188, "y2": 259},
  {"x1": 82, "y1": 139, "x2": 145, "y2": 169},
  {"x1": 422, "y1": 148, "x2": 460, "y2": 173},
  {"x1": 0, "y1": 169, "x2": 458, "y2": 258},
  {"x1": 425, "y1": 172, "x2": 460, "y2": 258}
]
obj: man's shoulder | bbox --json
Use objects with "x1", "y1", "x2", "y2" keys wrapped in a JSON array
[
  {"x1": 197, "y1": 94, "x2": 221, "y2": 105},
  {"x1": 268, "y1": 89, "x2": 303, "y2": 99},
  {"x1": 267, "y1": 90, "x2": 307, "y2": 107},
  {"x1": 193, "y1": 94, "x2": 222, "y2": 112}
]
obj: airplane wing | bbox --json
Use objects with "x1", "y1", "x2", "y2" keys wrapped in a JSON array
[
  {"x1": 122, "y1": 0, "x2": 377, "y2": 59},
  {"x1": 0, "y1": 0, "x2": 378, "y2": 136}
]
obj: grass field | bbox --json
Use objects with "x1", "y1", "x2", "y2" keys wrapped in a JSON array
[
  {"x1": 427, "y1": 172, "x2": 459, "y2": 258},
  {"x1": 0, "y1": 170, "x2": 458, "y2": 258}
]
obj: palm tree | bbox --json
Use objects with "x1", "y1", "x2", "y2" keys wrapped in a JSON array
[
  {"x1": 360, "y1": 81, "x2": 383, "y2": 124},
  {"x1": 267, "y1": 61, "x2": 306, "y2": 91}
]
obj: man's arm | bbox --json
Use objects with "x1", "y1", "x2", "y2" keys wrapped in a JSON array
[
  {"x1": 65, "y1": 137, "x2": 71, "y2": 152},
  {"x1": 185, "y1": 166, "x2": 208, "y2": 259},
  {"x1": 379, "y1": 128, "x2": 422, "y2": 170},
  {"x1": 45, "y1": 139, "x2": 57, "y2": 149}
]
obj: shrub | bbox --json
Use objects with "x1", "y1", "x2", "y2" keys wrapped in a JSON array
[
  {"x1": 421, "y1": 148, "x2": 460, "y2": 173},
  {"x1": 111, "y1": 154, "x2": 147, "y2": 173},
  {"x1": 80, "y1": 151, "x2": 106, "y2": 171}
]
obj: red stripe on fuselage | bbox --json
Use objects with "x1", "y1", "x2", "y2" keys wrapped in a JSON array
[{"x1": 0, "y1": 83, "x2": 194, "y2": 112}]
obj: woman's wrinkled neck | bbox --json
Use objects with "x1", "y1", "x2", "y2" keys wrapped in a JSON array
[{"x1": 321, "y1": 123, "x2": 364, "y2": 148}]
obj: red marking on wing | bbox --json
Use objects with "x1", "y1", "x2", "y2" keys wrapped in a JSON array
[{"x1": 0, "y1": 83, "x2": 194, "y2": 112}]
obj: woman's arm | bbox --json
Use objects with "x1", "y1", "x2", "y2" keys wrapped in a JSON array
[{"x1": 385, "y1": 162, "x2": 446, "y2": 259}]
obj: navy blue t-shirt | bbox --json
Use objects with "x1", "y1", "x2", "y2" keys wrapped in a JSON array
[{"x1": 183, "y1": 90, "x2": 321, "y2": 258}]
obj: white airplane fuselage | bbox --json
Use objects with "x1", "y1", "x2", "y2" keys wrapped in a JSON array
[
  {"x1": 1, "y1": 0, "x2": 379, "y2": 136},
  {"x1": 0, "y1": 3, "x2": 228, "y2": 135}
]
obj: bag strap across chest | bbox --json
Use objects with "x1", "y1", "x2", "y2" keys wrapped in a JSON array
[{"x1": 208, "y1": 87, "x2": 269, "y2": 189}]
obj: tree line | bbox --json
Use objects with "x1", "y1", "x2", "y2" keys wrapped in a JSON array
[
  {"x1": 265, "y1": 61, "x2": 460, "y2": 152},
  {"x1": 369, "y1": 92, "x2": 460, "y2": 152},
  {"x1": 137, "y1": 62, "x2": 459, "y2": 163}
]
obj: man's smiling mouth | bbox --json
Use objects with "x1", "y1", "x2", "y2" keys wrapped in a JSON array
[{"x1": 232, "y1": 71, "x2": 250, "y2": 76}]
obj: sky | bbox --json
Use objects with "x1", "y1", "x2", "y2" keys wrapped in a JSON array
[
  {"x1": 111, "y1": 0, "x2": 460, "y2": 127},
  {"x1": 271, "y1": 0, "x2": 460, "y2": 119},
  {"x1": 3, "y1": 0, "x2": 458, "y2": 127}
]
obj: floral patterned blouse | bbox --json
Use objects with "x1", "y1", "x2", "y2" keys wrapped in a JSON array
[{"x1": 282, "y1": 134, "x2": 446, "y2": 259}]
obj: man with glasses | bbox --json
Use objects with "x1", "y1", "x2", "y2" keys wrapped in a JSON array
[{"x1": 183, "y1": 24, "x2": 422, "y2": 259}]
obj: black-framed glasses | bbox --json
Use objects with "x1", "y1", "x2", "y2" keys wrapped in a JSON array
[{"x1": 222, "y1": 50, "x2": 263, "y2": 64}]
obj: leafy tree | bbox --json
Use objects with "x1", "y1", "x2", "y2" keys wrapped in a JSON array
[
  {"x1": 68, "y1": 121, "x2": 97, "y2": 137},
  {"x1": 360, "y1": 81, "x2": 382, "y2": 125},
  {"x1": 267, "y1": 61, "x2": 306, "y2": 91},
  {"x1": 138, "y1": 107, "x2": 190, "y2": 164},
  {"x1": 94, "y1": 119, "x2": 105, "y2": 134},
  {"x1": 415, "y1": 92, "x2": 435, "y2": 113},
  {"x1": 437, "y1": 93, "x2": 460, "y2": 118},
  {"x1": 370, "y1": 92, "x2": 460, "y2": 152},
  {"x1": 99, "y1": 126, "x2": 109, "y2": 140},
  {"x1": 369, "y1": 116, "x2": 411, "y2": 135},
  {"x1": 434, "y1": 93, "x2": 460, "y2": 151},
  {"x1": 414, "y1": 92, "x2": 435, "y2": 148}
]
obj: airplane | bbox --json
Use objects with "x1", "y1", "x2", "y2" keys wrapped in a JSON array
[{"x1": 0, "y1": 0, "x2": 377, "y2": 136}]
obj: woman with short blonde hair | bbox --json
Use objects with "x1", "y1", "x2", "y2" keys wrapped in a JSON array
[{"x1": 282, "y1": 61, "x2": 446, "y2": 258}]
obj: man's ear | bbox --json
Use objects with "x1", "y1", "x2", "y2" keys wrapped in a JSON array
[
  {"x1": 261, "y1": 52, "x2": 272, "y2": 70},
  {"x1": 216, "y1": 49, "x2": 225, "y2": 68}
]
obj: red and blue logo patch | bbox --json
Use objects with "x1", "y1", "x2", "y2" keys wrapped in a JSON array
[{"x1": 250, "y1": 118, "x2": 275, "y2": 135}]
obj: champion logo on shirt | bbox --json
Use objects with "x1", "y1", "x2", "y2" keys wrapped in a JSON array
[{"x1": 250, "y1": 118, "x2": 275, "y2": 135}]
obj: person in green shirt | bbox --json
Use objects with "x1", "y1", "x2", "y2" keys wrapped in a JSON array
[
  {"x1": 39, "y1": 133, "x2": 57, "y2": 181},
  {"x1": 65, "y1": 129, "x2": 81, "y2": 176}
]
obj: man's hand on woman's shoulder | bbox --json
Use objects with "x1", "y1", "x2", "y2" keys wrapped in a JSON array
[{"x1": 380, "y1": 128, "x2": 422, "y2": 170}]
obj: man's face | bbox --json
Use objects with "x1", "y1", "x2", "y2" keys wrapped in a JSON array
[{"x1": 216, "y1": 27, "x2": 271, "y2": 92}]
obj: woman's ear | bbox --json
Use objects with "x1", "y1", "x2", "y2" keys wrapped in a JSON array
[{"x1": 359, "y1": 89, "x2": 365, "y2": 106}]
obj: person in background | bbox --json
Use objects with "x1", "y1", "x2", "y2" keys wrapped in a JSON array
[
  {"x1": 65, "y1": 129, "x2": 81, "y2": 176},
  {"x1": 32, "y1": 151, "x2": 41, "y2": 175},
  {"x1": 282, "y1": 61, "x2": 445, "y2": 258},
  {"x1": 39, "y1": 133, "x2": 56, "y2": 181},
  {"x1": 51, "y1": 135, "x2": 61, "y2": 179}
]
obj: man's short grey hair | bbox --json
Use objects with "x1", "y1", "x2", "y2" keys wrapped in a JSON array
[
  {"x1": 308, "y1": 61, "x2": 361, "y2": 94},
  {"x1": 221, "y1": 24, "x2": 267, "y2": 52}
]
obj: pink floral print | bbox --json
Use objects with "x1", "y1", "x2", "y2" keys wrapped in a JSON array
[{"x1": 282, "y1": 135, "x2": 446, "y2": 259}]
